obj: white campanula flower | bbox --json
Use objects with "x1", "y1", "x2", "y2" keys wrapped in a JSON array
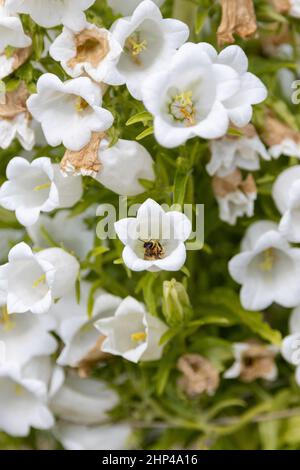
[
  {"x1": 229, "y1": 220, "x2": 300, "y2": 311},
  {"x1": 50, "y1": 371, "x2": 119, "y2": 425},
  {"x1": 207, "y1": 125, "x2": 270, "y2": 177},
  {"x1": 272, "y1": 166, "x2": 300, "y2": 243},
  {"x1": 110, "y1": 0, "x2": 189, "y2": 100},
  {"x1": 108, "y1": 0, "x2": 164, "y2": 16},
  {"x1": 212, "y1": 170, "x2": 257, "y2": 225},
  {"x1": 57, "y1": 287, "x2": 122, "y2": 369},
  {"x1": 281, "y1": 307, "x2": 300, "y2": 386},
  {"x1": 49, "y1": 23, "x2": 123, "y2": 85},
  {"x1": 95, "y1": 296, "x2": 168, "y2": 363},
  {"x1": 114, "y1": 198, "x2": 191, "y2": 272},
  {"x1": 27, "y1": 73, "x2": 113, "y2": 151},
  {"x1": 27, "y1": 210, "x2": 93, "y2": 261},
  {"x1": 224, "y1": 342, "x2": 278, "y2": 382},
  {"x1": 0, "y1": 157, "x2": 83, "y2": 227},
  {"x1": 0, "y1": 82, "x2": 34, "y2": 150},
  {"x1": 0, "y1": 242, "x2": 79, "y2": 314},
  {"x1": 0, "y1": 357, "x2": 54, "y2": 436},
  {"x1": 6, "y1": 0, "x2": 96, "y2": 30},
  {"x1": 0, "y1": 309, "x2": 57, "y2": 369},
  {"x1": 142, "y1": 43, "x2": 267, "y2": 148},
  {"x1": 94, "y1": 138, "x2": 155, "y2": 196},
  {"x1": 54, "y1": 421, "x2": 131, "y2": 450}
]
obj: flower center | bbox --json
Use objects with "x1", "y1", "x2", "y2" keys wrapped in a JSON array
[
  {"x1": 34, "y1": 182, "x2": 51, "y2": 191},
  {"x1": 68, "y1": 29, "x2": 110, "y2": 68},
  {"x1": 75, "y1": 97, "x2": 89, "y2": 113},
  {"x1": 0, "y1": 305, "x2": 15, "y2": 332},
  {"x1": 131, "y1": 331, "x2": 147, "y2": 343},
  {"x1": 259, "y1": 248, "x2": 275, "y2": 272},
  {"x1": 169, "y1": 91, "x2": 196, "y2": 127},
  {"x1": 32, "y1": 274, "x2": 46, "y2": 289},
  {"x1": 125, "y1": 33, "x2": 147, "y2": 65}
]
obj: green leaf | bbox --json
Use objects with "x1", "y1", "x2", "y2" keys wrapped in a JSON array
[
  {"x1": 126, "y1": 111, "x2": 153, "y2": 126},
  {"x1": 136, "y1": 126, "x2": 154, "y2": 141}
]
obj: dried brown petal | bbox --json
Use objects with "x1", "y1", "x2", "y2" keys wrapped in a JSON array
[
  {"x1": 263, "y1": 114, "x2": 300, "y2": 146},
  {"x1": 177, "y1": 354, "x2": 220, "y2": 397},
  {"x1": 12, "y1": 45, "x2": 32, "y2": 72},
  {"x1": 270, "y1": 0, "x2": 291, "y2": 13},
  {"x1": 60, "y1": 132, "x2": 105, "y2": 177},
  {"x1": 240, "y1": 342, "x2": 277, "y2": 382},
  {"x1": 212, "y1": 169, "x2": 257, "y2": 198},
  {"x1": 0, "y1": 81, "x2": 29, "y2": 120},
  {"x1": 227, "y1": 123, "x2": 257, "y2": 141},
  {"x1": 77, "y1": 335, "x2": 110, "y2": 378},
  {"x1": 67, "y1": 29, "x2": 110, "y2": 69},
  {"x1": 217, "y1": 0, "x2": 257, "y2": 46}
]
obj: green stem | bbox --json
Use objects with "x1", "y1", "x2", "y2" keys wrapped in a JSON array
[{"x1": 172, "y1": 0, "x2": 197, "y2": 39}]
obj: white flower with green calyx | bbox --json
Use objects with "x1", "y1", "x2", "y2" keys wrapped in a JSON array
[
  {"x1": 95, "y1": 296, "x2": 168, "y2": 364},
  {"x1": 110, "y1": 0, "x2": 189, "y2": 100},
  {"x1": 229, "y1": 220, "x2": 300, "y2": 311},
  {"x1": 0, "y1": 242, "x2": 80, "y2": 315},
  {"x1": 0, "y1": 156, "x2": 83, "y2": 227}
]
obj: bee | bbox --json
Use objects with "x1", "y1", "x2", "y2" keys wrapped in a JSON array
[{"x1": 140, "y1": 239, "x2": 165, "y2": 261}]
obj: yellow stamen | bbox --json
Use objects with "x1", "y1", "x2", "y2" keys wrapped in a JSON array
[
  {"x1": 170, "y1": 91, "x2": 196, "y2": 127},
  {"x1": 131, "y1": 331, "x2": 147, "y2": 343},
  {"x1": 32, "y1": 274, "x2": 46, "y2": 289},
  {"x1": 174, "y1": 91, "x2": 193, "y2": 107},
  {"x1": 1, "y1": 306, "x2": 15, "y2": 332},
  {"x1": 260, "y1": 248, "x2": 274, "y2": 272},
  {"x1": 125, "y1": 36, "x2": 147, "y2": 64},
  {"x1": 75, "y1": 97, "x2": 89, "y2": 113},
  {"x1": 34, "y1": 182, "x2": 51, "y2": 191},
  {"x1": 15, "y1": 384, "x2": 24, "y2": 396}
]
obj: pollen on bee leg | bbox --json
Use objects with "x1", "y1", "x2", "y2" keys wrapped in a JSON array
[
  {"x1": 32, "y1": 274, "x2": 46, "y2": 289},
  {"x1": 131, "y1": 331, "x2": 147, "y2": 343}
]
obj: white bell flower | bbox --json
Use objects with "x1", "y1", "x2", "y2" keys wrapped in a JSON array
[
  {"x1": 229, "y1": 220, "x2": 300, "y2": 311},
  {"x1": 94, "y1": 138, "x2": 155, "y2": 196},
  {"x1": 27, "y1": 73, "x2": 114, "y2": 151},
  {"x1": 0, "y1": 309, "x2": 57, "y2": 369},
  {"x1": 224, "y1": 342, "x2": 278, "y2": 382},
  {"x1": 0, "y1": 357, "x2": 54, "y2": 436},
  {"x1": 54, "y1": 421, "x2": 131, "y2": 450},
  {"x1": 50, "y1": 371, "x2": 119, "y2": 425},
  {"x1": 57, "y1": 290, "x2": 122, "y2": 368},
  {"x1": 49, "y1": 23, "x2": 123, "y2": 85},
  {"x1": 142, "y1": 43, "x2": 267, "y2": 148},
  {"x1": 108, "y1": 0, "x2": 164, "y2": 16},
  {"x1": 6, "y1": 0, "x2": 96, "y2": 30},
  {"x1": 272, "y1": 166, "x2": 300, "y2": 243},
  {"x1": 110, "y1": 0, "x2": 189, "y2": 100},
  {"x1": 0, "y1": 157, "x2": 83, "y2": 227},
  {"x1": 207, "y1": 127, "x2": 270, "y2": 177},
  {"x1": 114, "y1": 198, "x2": 191, "y2": 272},
  {"x1": 95, "y1": 296, "x2": 168, "y2": 363},
  {"x1": 0, "y1": 242, "x2": 79, "y2": 314},
  {"x1": 281, "y1": 306, "x2": 300, "y2": 386},
  {"x1": 27, "y1": 210, "x2": 93, "y2": 260}
]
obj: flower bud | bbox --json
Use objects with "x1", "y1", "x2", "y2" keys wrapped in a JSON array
[{"x1": 162, "y1": 279, "x2": 192, "y2": 326}]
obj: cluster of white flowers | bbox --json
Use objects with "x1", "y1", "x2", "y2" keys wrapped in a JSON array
[{"x1": 1, "y1": 0, "x2": 299, "y2": 451}]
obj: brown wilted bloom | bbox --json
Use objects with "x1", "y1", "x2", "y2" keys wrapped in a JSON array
[
  {"x1": 217, "y1": 0, "x2": 257, "y2": 46},
  {"x1": 212, "y1": 169, "x2": 256, "y2": 199},
  {"x1": 239, "y1": 342, "x2": 278, "y2": 382},
  {"x1": 77, "y1": 335, "x2": 110, "y2": 378},
  {"x1": 60, "y1": 131, "x2": 105, "y2": 177},
  {"x1": 226, "y1": 123, "x2": 257, "y2": 142},
  {"x1": 262, "y1": 113, "x2": 300, "y2": 147},
  {"x1": 67, "y1": 28, "x2": 110, "y2": 69},
  {"x1": 0, "y1": 81, "x2": 30, "y2": 120},
  {"x1": 177, "y1": 354, "x2": 220, "y2": 397}
]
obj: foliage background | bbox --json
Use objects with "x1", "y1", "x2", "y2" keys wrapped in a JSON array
[{"x1": 1, "y1": 0, "x2": 300, "y2": 450}]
